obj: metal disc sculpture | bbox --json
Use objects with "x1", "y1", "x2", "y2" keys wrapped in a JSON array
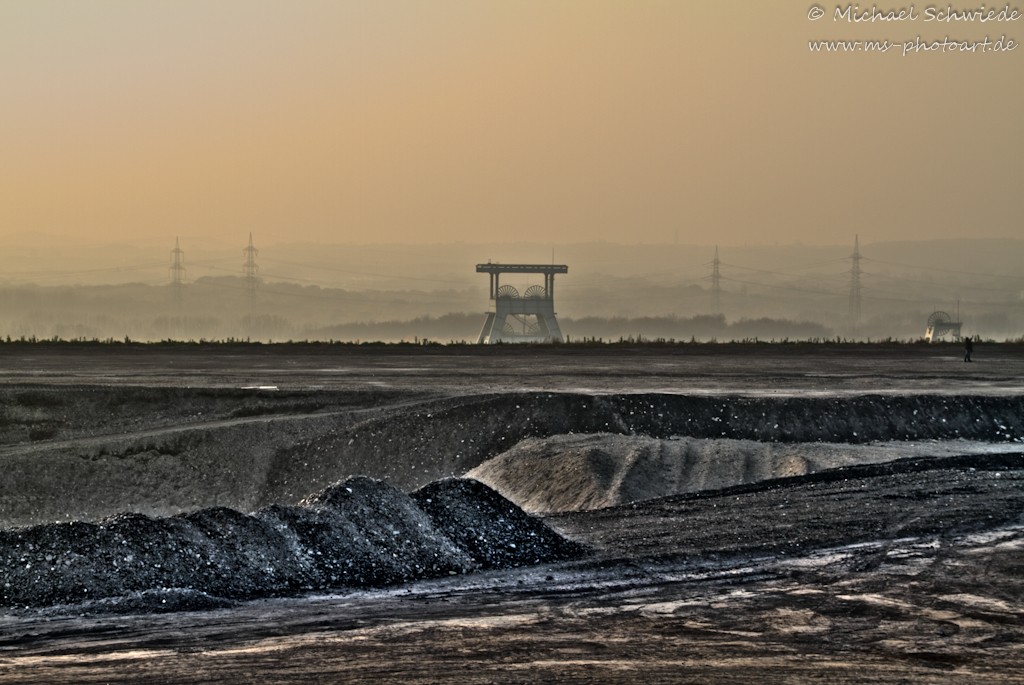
[{"x1": 927, "y1": 311, "x2": 952, "y2": 328}]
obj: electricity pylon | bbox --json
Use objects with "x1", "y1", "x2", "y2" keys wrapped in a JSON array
[
  {"x1": 169, "y1": 237, "x2": 185, "y2": 304},
  {"x1": 711, "y1": 245, "x2": 721, "y2": 314},
  {"x1": 243, "y1": 233, "x2": 259, "y2": 305},
  {"x1": 848, "y1": 235, "x2": 862, "y2": 337}
]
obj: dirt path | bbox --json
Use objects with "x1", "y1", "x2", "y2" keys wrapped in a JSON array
[
  {"x1": 0, "y1": 393, "x2": 446, "y2": 458},
  {"x1": 2, "y1": 343, "x2": 1023, "y2": 394}
]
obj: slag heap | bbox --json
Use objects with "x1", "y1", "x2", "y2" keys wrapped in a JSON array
[{"x1": 0, "y1": 476, "x2": 586, "y2": 609}]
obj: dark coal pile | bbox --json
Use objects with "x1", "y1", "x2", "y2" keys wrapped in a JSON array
[
  {"x1": 0, "y1": 476, "x2": 583, "y2": 610},
  {"x1": 265, "y1": 476, "x2": 472, "y2": 588},
  {"x1": 412, "y1": 478, "x2": 587, "y2": 569}
]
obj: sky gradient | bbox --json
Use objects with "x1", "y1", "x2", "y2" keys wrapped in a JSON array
[{"x1": 2, "y1": 1, "x2": 1021, "y2": 246}]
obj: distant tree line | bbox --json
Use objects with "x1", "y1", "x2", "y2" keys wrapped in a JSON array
[{"x1": 1, "y1": 276, "x2": 1021, "y2": 342}]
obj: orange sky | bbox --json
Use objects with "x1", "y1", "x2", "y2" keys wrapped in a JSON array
[{"x1": 1, "y1": 1, "x2": 1021, "y2": 246}]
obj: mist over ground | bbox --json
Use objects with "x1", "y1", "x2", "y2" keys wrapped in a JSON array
[{"x1": 1, "y1": 239, "x2": 1021, "y2": 342}]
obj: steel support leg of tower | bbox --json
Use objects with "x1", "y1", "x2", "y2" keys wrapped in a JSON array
[{"x1": 477, "y1": 312, "x2": 496, "y2": 344}]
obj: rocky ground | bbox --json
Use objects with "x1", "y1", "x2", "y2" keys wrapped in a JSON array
[
  {"x1": 0, "y1": 344, "x2": 1022, "y2": 683},
  {"x1": 2, "y1": 452, "x2": 1021, "y2": 684}
]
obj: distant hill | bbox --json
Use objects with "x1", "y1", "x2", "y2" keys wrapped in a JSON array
[{"x1": 0, "y1": 239, "x2": 1020, "y2": 341}]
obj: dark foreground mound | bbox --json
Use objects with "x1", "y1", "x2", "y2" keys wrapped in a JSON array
[
  {"x1": 0, "y1": 477, "x2": 585, "y2": 609},
  {"x1": 412, "y1": 478, "x2": 586, "y2": 569}
]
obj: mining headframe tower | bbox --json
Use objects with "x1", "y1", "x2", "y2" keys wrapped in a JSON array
[{"x1": 476, "y1": 262, "x2": 568, "y2": 344}]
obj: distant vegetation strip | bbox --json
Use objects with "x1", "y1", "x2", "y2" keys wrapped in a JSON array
[
  {"x1": 0, "y1": 312, "x2": 882, "y2": 344},
  {"x1": 0, "y1": 336, "x2": 1019, "y2": 348}
]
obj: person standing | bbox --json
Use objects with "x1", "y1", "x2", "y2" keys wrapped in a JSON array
[{"x1": 963, "y1": 335, "x2": 974, "y2": 362}]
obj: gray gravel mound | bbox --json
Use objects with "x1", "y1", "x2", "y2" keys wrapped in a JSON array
[
  {"x1": 5, "y1": 391, "x2": 1023, "y2": 529},
  {"x1": 468, "y1": 433, "x2": 1024, "y2": 514}
]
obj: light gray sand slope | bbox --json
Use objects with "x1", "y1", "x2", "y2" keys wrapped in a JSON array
[{"x1": 468, "y1": 433, "x2": 1021, "y2": 513}]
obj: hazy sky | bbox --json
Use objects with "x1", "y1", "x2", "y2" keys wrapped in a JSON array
[{"x1": 2, "y1": 1, "x2": 1021, "y2": 247}]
